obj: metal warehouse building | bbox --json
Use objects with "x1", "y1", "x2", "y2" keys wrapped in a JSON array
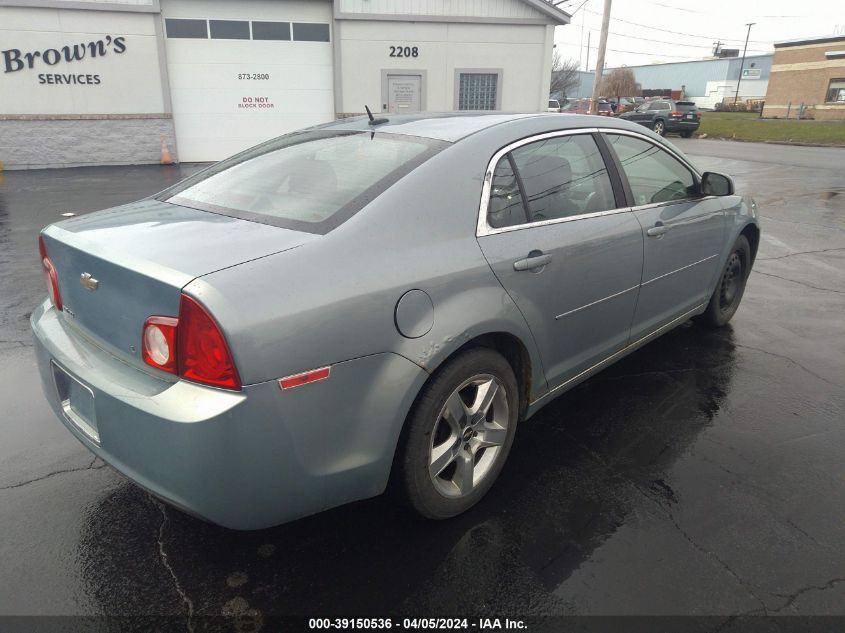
[
  {"x1": 573, "y1": 54, "x2": 773, "y2": 109},
  {"x1": 0, "y1": 0, "x2": 569, "y2": 168}
]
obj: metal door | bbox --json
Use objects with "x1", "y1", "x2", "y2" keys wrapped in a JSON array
[{"x1": 387, "y1": 75, "x2": 421, "y2": 113}]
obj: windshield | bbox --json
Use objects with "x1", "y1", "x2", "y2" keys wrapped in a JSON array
[{"x1": 161, "y1": 130, "x2": 446, "y2": 234}]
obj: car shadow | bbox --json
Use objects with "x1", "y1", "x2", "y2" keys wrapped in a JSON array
[{"x1": 77, "y1": 322, "x2": 737, "y2": 623}]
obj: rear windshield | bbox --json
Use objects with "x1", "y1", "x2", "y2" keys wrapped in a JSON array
[
  {"x1": 160, "y1": 130, "x2": 447, "y2": 234},
  {"x1": 676, "y1": 102, "x2": 698, "y2": 111}
]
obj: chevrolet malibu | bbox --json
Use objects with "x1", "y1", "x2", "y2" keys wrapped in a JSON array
[{"x1": 32, "y1": 113, "x2": 760, "y2": 529}]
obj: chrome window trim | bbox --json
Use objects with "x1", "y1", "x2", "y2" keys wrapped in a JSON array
[
  {"x1": 476, "y1": 126, "x2": 707, "y2": 237},
  {"x1": 477, "y1": 127, "x2": 621, "y2": 237}
]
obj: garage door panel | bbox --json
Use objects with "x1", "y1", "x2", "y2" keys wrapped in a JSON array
[
  {"x1": 169, "y1": 88, "x2": 332, "y2": 115},
  {"x1": 165, "y1": 40, "x2": 332, "y2": 66},
  {"x1": 166, "y1": 64, "x2": 333, "y2": 90},
  {"x1": 173, "y1": 114, "x2": 334, "y2": 161}
]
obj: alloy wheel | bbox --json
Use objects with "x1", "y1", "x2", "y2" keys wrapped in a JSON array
[{"x1": 428, "y1": 374, "x2": 509, "y2": 499}]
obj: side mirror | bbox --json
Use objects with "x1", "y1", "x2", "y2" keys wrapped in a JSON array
[{"x1": 701, "y1": 171, "x2": 734, "y2": 196}]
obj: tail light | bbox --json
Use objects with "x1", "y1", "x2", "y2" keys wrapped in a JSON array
[
  {"x1": 142, "y1": 316, "x2": 178, "y2": 372},
  {"x1": 39, "y1": 235, "x2": 63, "y2": 312},
  {"x1": 671, "y1": 111, "x2": 683, "y2": 116},
  {"x1": 141, "y1": 294, "x2": 241, "y2": 390}
]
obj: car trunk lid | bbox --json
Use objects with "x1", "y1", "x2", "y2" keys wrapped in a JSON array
[{"x1": 42, "y1": 199, "x2": 315, "y2": 365}]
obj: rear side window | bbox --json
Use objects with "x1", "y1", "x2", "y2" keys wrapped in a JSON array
[
  {"x1": 162, "y1": 131, "x2": 446, "y2": 234},
  {"x1": 487, "y1": 133, "x2": 617, "y2": 228},
  {"x1": 605, "y1": 134, "x2": 696, "y2": 206}
]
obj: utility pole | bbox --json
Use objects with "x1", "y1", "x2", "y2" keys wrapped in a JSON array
[
  {"x1": 585, "y1": 31, "x2": 591, "y2": 72},
  {"x1": 590, "y1": 0, "x2": 612, "y2": 114},
  {"x1": 734, "y1": 23, "x2": 755, "y2": 105}
]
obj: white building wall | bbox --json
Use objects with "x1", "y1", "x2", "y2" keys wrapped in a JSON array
[
  {"x1": 337, "y1": 0, "x2": 545, "y2": 20},
  {"x1": 337, "y1": 20, "x2": 551, "y2": 114}
]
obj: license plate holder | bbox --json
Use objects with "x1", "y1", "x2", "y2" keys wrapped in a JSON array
[
  {"x1": 686, "y1": 114, "x2": 695, "y2": 120},
  {"x1": 51, "y1": 361, "x2": 99, "y2": 444}
]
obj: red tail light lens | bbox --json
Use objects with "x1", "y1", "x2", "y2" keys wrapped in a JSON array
[
  {"x1": 177, "y1": 295, "x2": 241, "y2": 390},
  {"x1": 671, "y1": 111, "x2": 683, "y2": 116},
  {"x1": 38, "y1": 235, "x2": 63, "y2": 312},
  {"x1": 142, "y1": 316, "x2": 178, "y2": 373}
]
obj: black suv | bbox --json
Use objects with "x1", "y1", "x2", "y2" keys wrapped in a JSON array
[{"x1": 618, "y1": 99, "x2": 700, "y2": 137}]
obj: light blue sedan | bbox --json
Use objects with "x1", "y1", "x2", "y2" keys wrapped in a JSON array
[{"x1": 32, "y1": 113, "x2": 759, "y2": 529}]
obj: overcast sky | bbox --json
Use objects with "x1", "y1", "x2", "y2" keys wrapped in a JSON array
[{"x1": 552, "y1": 0, "x2": 843, "y2": 70}]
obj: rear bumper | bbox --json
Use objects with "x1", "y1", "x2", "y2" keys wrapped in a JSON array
[
  {"x1": 665, "y1": 119, "x2": 700, "y2": 132},
  {"x1": 31, "y1": 300, "x2": 428, "y2": 529}
]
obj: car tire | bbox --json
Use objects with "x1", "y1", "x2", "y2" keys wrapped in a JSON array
[
  {"x1": 680, "y1": 130, "x2": 694, "y2": 138},
  {"x1": 395, "y1": 347, "x2": 519, "y2": 520},
  {"x1": 653, "y1": 119, "x2": 666, "y2": 136},
  {"x1": 700, "y1": 235, "x2": 751, "y2": 327}
]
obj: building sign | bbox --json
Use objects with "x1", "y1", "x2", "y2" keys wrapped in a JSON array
[
  {"x1": 3, "y1": 36, "x2": 126, "y2": 74},
  {"x1": 0, "y1": 9, "x2": 165, "y2": 116},
  {"x1": 741, "y1": 68, "x2": 761, "y2": 79}
]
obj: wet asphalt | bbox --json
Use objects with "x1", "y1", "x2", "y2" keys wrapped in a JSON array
[{"x1": 0, "y1": 139, "x2": 843, "y2": 629}]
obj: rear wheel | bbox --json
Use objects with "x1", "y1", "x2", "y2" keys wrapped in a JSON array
[
  {"x1": 680, "y1": 130, "x2": 694, "y2": 138},
  {"x1": 700, "y1": 235, "x2": 751, "y2": 327},
  {"x1": 653, "y1": 119, "x2": 666, "y2": 136},
  {"x1": 396, "y1": 348, "x2": 518, "y2": 519}
]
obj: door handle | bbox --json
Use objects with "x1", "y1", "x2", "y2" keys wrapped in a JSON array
[
  {"x1": 647, "y1": 222, "x2": 670, "y2": 237},
  {"x1": 513, "y1": 253, "x2": 552, "y2": 271}
]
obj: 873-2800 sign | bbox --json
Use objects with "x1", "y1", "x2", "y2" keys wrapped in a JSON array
[{"x1": 238, "y1": 73, "x2": 270, "y2": 80}]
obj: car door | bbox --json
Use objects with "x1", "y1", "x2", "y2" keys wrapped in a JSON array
[
  {"x1": 603, "y1": 132, "x2": 726, "y2": 340},
  {"x1": 476, "y1": 131, "x2": 644, "y2": 390}
]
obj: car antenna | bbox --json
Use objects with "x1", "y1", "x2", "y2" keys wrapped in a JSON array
[{"x1": 365, "y1": 105, "x2": 389, "y2": 126}]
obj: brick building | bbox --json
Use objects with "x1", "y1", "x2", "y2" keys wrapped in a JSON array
[{"x1": 762, "y1": 35, "x2": 845, "y2": 120}]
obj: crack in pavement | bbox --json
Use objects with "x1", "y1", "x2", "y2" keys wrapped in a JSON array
[
  {"x1": 563, "y1": 432, "x2": 772, "y2": 614},
  {"x1": 770, "y1": 578, "x2": 845, "y2": 613},
  {"x1": 752, "y1": 269, "x2": 845, "y2": 295},
  {"x1": 724, "y1": 340, "x2": 845, "y2": 390},
  {"x1": 0, "y1": 455, "x2": 107, "y2": 490},
  {"x1": 758, "y1": 246, "x2": 845, "y2": 261},
  {"x1": 151, "y1": 497, "x2": 196, "y2": 633}
]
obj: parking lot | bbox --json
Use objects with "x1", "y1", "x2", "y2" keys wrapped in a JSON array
[{"x1": 1, "y1": 139, "x2": 843, "y2": 629}]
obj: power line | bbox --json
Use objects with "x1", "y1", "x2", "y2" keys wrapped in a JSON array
[
  {"x1": 606, "y1": 29, "x2": 771, "y2": 52},
  {"x1": 582, "y1": 8, "x2": 773, "y2": 44}
]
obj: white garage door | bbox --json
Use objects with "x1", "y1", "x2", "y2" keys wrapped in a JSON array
[{"x1": 162, "y1": 0, "x2": 334, "y2": 162}]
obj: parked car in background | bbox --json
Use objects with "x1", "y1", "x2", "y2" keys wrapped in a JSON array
[
  {"x1": 567, "y1": 98, "x2": 613, "y2": 116},
  {"x1": 32, "y1": 112, "x2": 757, "y2": 529},
  {"x1": 618, "y1": 99, "x2": 701, "y2": 137},
  {"x1": 548, "y1": 99, "x2": 562, "y2": 113},
  {"x1": 608, "y1": 97, "x2": 636, "y2": 114}
]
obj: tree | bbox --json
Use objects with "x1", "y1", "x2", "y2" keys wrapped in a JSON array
[
  {"x1": 549, "y1": 51, "x2": 580, "y2": 99},
  {"x1": 600, "y1": 67, "x2": 638, "y2": 98}
]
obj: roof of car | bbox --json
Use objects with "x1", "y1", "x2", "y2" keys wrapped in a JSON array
[{"x1": 321, "y1": 112, "x2": 633, "y2": 143}]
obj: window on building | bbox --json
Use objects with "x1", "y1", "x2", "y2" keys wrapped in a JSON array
[
  {"x1": 826, "y1": 79, "x2": 845, "y2": 103},
  {"x1": 209, "y1": 20, "x2": 250, "y2": 40},
  {"x1": 292, "y1": 23, "x2": 330, "y2": 42},
  {"x1": 165, "y1": 19, "x2": 208, "y2": 39},
  {"x1": 252, "y1": 21, "x2": 291, "y2": 41},
  {"x1": 458, "y1": 72, "x2": 499, "y2": 110},
  {"x1": 605, "y1": 134, "x2": 696, "y2": 206}
]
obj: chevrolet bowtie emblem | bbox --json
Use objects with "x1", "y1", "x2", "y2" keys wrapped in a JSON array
[{"x1": 80, "y1": 272, "x2": 99, "y2": 291}]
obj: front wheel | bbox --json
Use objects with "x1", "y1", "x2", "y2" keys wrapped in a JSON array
[
  {"x1": 653, "y1": 119, "x2": 666, "y2": 136},
  {"x1": 395, "y1": 348, "x2": 519, "y2": 519},
  {"x1": 700, "y1": 235, "x2": 751, "y2": 327}
]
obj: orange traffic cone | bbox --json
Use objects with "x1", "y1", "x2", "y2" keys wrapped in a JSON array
[{"x1": 160, "y1": 137, "x2": 174, "y2": 165}]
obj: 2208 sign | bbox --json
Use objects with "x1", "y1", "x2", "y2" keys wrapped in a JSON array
[{"x1": 389, "y1": 45, "x2": 419, "y2": 58}]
